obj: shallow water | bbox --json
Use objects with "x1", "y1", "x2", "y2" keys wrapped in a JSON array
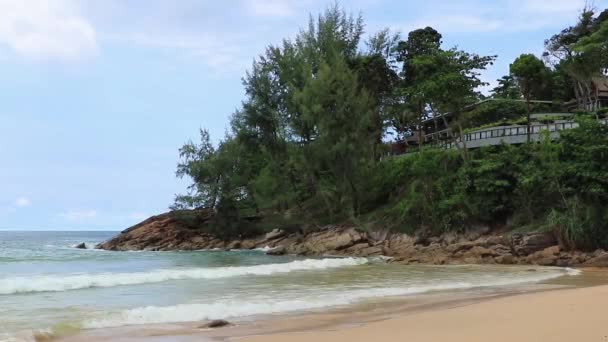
[{"x1": 0, "y1": 231, "x2": 580, "y2": 341}]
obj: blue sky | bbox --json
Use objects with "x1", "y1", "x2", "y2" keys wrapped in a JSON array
[{"x1": 0, "y1": 0, "x2": 605, "y2": 231}]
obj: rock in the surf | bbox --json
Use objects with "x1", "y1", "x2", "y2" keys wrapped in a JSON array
[
  {"x1": 266, "y1": 246, "x2": 287, "y2": 255},
  {"x1": 199, "y1": 319, "x2": 231, "y2": 329},
  {"x1": 74, "y1": 242, "x2": 87, "y2": 249}
]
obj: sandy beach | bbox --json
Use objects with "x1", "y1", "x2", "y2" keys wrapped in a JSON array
[{"x1": 242, "y1": 284, "x2": 608, "y2": 342}]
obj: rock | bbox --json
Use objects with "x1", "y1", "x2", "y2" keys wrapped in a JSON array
[
  {"x1": 264, "y1": 228, "x2": 286, "y2": 241},
  {"x1": 525, "y1": 246, "x2": 561, "y2": 266},
  {"x1": 464, "y1": 225, "x2": 491, "y2": 241},
  {"x1": 541, "y1": 245, "x2": 561, "y2": 257},
  {"x1": 486, "y1": 235, "x2": 508, "y2": 246},
  {"x1": 287, "y1": 227, "x2": 367, "y2": 255},
  {"x1": 512, "y1": 232, "x2": 557, "y2": 256},
  {"x1": 266, "y1": 246, "x2": 287, "y2": 255},
  {"x1": 446, "y1": 241, "x2": 477, "y2": 254},
  {"x1": 384, "y1": 234, "x2": 417, "y2": 256},
  {"x1": 440, "y1": 231, "x2": 459, "y2": 246},
  {"x1": 96, "y1": 209, "x2": 216, "y2": 251},
  {"x1": 199, "y1": 320, "x2": 231, "y2": 329},
  {"x1": 466, "y1": 246, "x2": 498, "y2": 258},
  {"x1": 356, "y1": 244, "x2": 384, "y2": 257},
  {"x1": 74, "y1": 242, "x2": 87, "y2": 249},
  {"x1": 489, "y1": 244, "x2": 511, "y2": 254},
  {"x1": 584, "y1": 252, "x2": 608, "y2": 267},
  {"x1": 494, "y1": 254, "x2": 514, "y2": 264},
  {"x1": 226, "y1": 241, "x2": 241, "y2": 250}
]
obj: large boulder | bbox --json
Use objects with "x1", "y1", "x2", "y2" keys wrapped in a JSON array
[
  {"x1": 512, "y1": 232, "x2": 557, "y2": 256},
  {"x1": 287, "y1": 227, "x2": 367, "y2": 255},
  {"x1": 343, "y1": 243, "x2": 383, "y2": 257},
  {"x1": 264, "y1": 228, "x2": 286, "y2": 241},
  {"x1": 383, "y1": 234, "x2": 417, "y2": 256},
  {"x1": 266, "y1": 246, "x2": 287, "y2": 256},
  {"x1": 584, "y1": 251, "x2": 608, "y2": 267},
  {"x1": 525, "y1": 246, "x2": 561, "y2": 266}
]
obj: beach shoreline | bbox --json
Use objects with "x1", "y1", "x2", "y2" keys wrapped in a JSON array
[
  {"x1": 241, "y1": 282, "x2": 608, "y2": 342},
  {"x1": 55, "y1": 268, "x2": 608, "y2": 342}
]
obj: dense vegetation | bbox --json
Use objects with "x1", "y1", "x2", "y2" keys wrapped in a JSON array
[{"x1": 173, "y1": 5, "x2": 608, "y2": 249}]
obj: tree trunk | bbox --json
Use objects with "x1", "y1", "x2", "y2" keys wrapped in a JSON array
[
  {"x1": 457, "y1": 123, "x2": 469, "y2": 161},
  {"x1": 440, "y1": 110, "x2": 468, "y2": 161}
]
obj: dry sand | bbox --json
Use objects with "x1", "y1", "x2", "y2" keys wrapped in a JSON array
[{"x1": 242, "y1": 285, "x2": 608, "y2": 342}]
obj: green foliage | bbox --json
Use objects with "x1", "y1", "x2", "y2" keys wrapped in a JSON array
[
  {"x1": 172, "y1": 5, "x2": 608, "y2": 249},
  {"x1": 510, "y1": 54, "x2": 549, "y2": 103},
  {"x1": 490, "y1": 75, "x2": 521, "y2": 99},
  {"x1": 544, "y1": 8, "x2": 608, "y2": 110},
  {"x1": 462, "y1": 100, "x2": 527, "y2": 128},
  {"x1": 366, "y1": 119, "x2": 608, "y2": 249}
]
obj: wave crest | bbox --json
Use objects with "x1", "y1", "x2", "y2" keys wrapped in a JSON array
[
  {"x1": 0, "y1": 258, "x2": 367, "y2": 295},
  {"x1": 83, "y1": 266, "x2": 578, "y2": 328}
]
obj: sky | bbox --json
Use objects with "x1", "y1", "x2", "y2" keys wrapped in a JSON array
[{"x1": 0, "y1": 0, "x2": 606, "y2": 231}]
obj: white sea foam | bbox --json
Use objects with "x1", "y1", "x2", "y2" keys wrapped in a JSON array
[
  {"x1": 70, "y1": 242, "x2": 98, "y2": 250},
  {"x1": 83, "y1": 266, "x2": 578, "y2": 328},
  {"x1": 254, "y1": 246, "x2": 274, "y2": 252},
  {"x1": 0, "y1": 258, "x2": 368, "y2": 295}
]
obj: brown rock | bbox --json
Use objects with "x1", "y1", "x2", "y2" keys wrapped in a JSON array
[
  {"x1": 290, "y1": 227, "x2": 367, "y2": 255},
  {"x1": 466, "y1": 246, "x2": 498, "y2": 258},
  {"x1": 96, "y1": 210, "x2": 216, "y2": 251},
  {"x1": 264, "y1": 228, "x2": 286, "y2": 241},
  {"x1": 199, "y1": 320, "x2": 231, "y2": 329},
  {"x1": 464, "y1": 225, "x2": 490, "y2": 241},
  {"x1": 584, "y1": 252, "x2": 608, "y2": 267},
  {"x1": 512, "y1": 232, "x2": 557, "y2": 256},
  {"x1": 226, "y1": 241, "x2": 242, "y2": 250},
  {"x1": 495, "y1": 254, "x2": 514, "y2": 264},
  {"x1": 525, "y1": 246, "x2": 561, "y2": 266},
  {"x1": 266, "y1": 246, "x2": 287, "y2": 256},
  {"x1": 541, "y1": 246, "x2": 561, "y2": 258}
]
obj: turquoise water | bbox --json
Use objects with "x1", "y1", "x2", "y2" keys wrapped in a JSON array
[{"x1": 0, "y1": 231, "x2": 579, "y2": 341}]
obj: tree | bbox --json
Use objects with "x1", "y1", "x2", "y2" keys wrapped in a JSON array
[
  {"x1": 394, "y1": 27, "x2": 495, "y2": 156},
  {"x1": 491, "y1": 75, "x2": 521, "y2": 99},
  {"x1": 173, "y1": 129, "x2": 219, "y2": 210},
  {"x1": 394, "y1": 27, "x2": 443, "y2": 150},
  {"x1": 544, "y1": 8, "x2": 608, "y2": 111},
  {"x1": 510, "y1": 54, "x2": 547, "y2": 142}
]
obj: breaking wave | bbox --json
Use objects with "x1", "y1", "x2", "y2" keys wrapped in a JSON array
[
  {"x1": 0, "y1": 258, "x2": 368, "y2": 295},
  {"x1": 83, "y1": 266, "x2": 580, "y2": 328}
]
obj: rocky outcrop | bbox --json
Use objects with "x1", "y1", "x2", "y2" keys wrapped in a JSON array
[
  {"x1": 96, "y1": 210, "x2": 226, "y2": 251},
  {"x1": 97, "y1": 211, "x2": 608, "y2": 267},
  {"x1": 74, "y1": 242, "x2": 87, "y2": 249},
  {"x1": 584, "y1": 251, "x2": 608, "y2": 267}
]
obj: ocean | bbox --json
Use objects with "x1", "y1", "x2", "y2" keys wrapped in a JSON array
[{"x1": 0, "y1": 231, "x2": 579, "y2": 341}]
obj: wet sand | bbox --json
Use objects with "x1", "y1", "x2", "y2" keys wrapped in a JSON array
[
  {"x1": 243, "y1": 284, "x2": 608, "y2": 342},
  {"x1": 58, "y1": 268, "x2": 608, "y2": 342}
]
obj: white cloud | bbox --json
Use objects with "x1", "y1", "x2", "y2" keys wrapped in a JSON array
[
  {"x1": 14, "y1": 197, "x2": 31, "y2": 207},
  {"x1": 60, "y1": 209, "x2": 97, "y2": 221},
  {"x1": 403, "y1": 15, "x2": 504, "y2": 33},
  {"x1": 0, "y1": 0, "x2": 97, "y2": 61},
  {"x1": 245, "y1": 0, "x2": 298, "y2": 17},
  {"x1": 103, "y1": 31, "x2": 249, "y2": 73}
]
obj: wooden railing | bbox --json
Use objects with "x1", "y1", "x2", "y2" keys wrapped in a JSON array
[{"x1": 383, "y1": 119, "x2": 608, "y2": 157}]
